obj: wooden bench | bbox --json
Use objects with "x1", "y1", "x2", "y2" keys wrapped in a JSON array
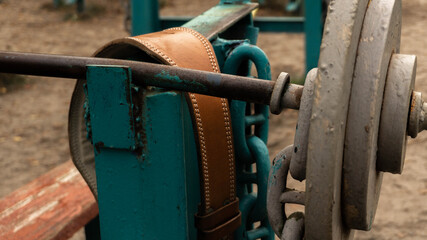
[{"x1": 0, "y1": 161, "x2": 98, "y2": 240}]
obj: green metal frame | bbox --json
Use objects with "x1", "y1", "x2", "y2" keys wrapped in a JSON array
[
  {"x1": 131, "y1": 0, "x2": 322, "y2": 72},
  {"x1": 86, "y1": 2, "x2": 275, "y2": 239},
  {"x1": 86, "y1": 65, "x2": 200, "y2": 239},
  {"x1": 85, "y1": 1, "x2": 317, "y2": 239}
]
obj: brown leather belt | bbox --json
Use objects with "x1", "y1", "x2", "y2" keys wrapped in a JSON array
[{"x1": 95, "y1": 27, "x2": 241, "y2": 239}]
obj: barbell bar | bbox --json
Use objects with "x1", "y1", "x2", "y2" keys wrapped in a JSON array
[{"x1": 0, "y1": 51, "x2": 302, "y2": 111}]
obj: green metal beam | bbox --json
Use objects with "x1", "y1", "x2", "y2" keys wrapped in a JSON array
[
  {"x1": 160, "y1": 16, "x2": 305, "y2": 33},
  {"x1": 254, "y1": 17, "x2": 304, "y2": 33}
]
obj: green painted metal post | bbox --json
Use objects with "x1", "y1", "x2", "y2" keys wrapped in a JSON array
[
  {"x1": 131, "y1": 0, "x2": 160, "y2": 35},
  {"x1": 304, "y1": 0, "x2": 322, "y2": 72},
  {"x1": 86, "y1": 65, "x2": 200, "y2": 239}
]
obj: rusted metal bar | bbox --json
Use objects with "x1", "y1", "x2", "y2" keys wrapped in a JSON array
[{"x1": 0, "y1": 51, "x2": 302, "y2": 109}]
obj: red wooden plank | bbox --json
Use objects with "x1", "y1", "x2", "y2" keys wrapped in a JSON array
[{"x1": 0, "y1": 161, "x2": 98, "y2": 240}]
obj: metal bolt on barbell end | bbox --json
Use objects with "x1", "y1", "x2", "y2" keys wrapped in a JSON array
[
  {"x1": 270, "y1": 72, "x2": 304, "y2": 115},
  {"x1": 408, "y1": 91, "x2": 427, "y2": 138}
]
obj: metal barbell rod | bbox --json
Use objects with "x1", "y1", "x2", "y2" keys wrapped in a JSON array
[
  {"x1": 0, "y1": 51, "x2": 302, "y2": 111},
  {"x1": 408, "y1": 91, "x2": 427, "y2": 138}
]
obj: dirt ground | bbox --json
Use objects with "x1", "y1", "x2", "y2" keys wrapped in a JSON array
[{"x1": 0, "y1": 0, "x2": 426, "y2": 239}]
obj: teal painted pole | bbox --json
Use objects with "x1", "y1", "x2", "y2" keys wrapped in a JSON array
[
  {"x1": 304, "y1": 0, "x2": 322, "y2": 72},
  {"x1": 131, "y1": 0, "x2": 160, "y2": 36},
  {"x1": 86, "y1": 65, "x2": 200, "y2": 239}
]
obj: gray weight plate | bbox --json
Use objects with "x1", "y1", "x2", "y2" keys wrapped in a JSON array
[
  {"x1": 377, "y1": 54, "x2": 416, "y2": 174},
  {"x1": 342, "y1": 0, "x2": 402, "y2": 230},
  {"x1": 305, "y1": 0, "x2": 370, "y2": 239},
  {"x1": 289, "y1": 68, "x2": 317, "y2": 181}
]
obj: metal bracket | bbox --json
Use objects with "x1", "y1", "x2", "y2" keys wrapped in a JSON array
[{"x1": 86, "y1": 65, "x2": 137, "y2": 151}]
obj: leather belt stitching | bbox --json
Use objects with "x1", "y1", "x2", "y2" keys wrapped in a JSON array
[
  {"x1": 169, "y1": 27, "x2": 236, "y2": 204},
  {"x1": 221, "y1": 98, "x2": 235, "y2": 201},
  {"x1": 125, "y1": 37, "x2": 177, "y2": 66},
  {"x1": 129, "y1": 27, "x2": 236, "y2": 213},
  {"x1": 168, "y1": 27, "x2": 236, "y2": 210},
  {"x1": 189, "y1": 93, "x2": 211, "y2": 208},
  {"x1": 129, "y1": 30, "x2": 216, "y2": 210}
]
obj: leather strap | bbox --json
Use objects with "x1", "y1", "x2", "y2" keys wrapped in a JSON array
[
  {"x1": 98, "y1": 27, "x2": 240, "y2": 239},
  {"x1": 195, "y1": 198, "x2": 241, "y2": 240}
]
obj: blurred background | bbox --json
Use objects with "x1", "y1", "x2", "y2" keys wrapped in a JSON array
[{"x1": 0, "y1": 0, "x2": 426, "y2": 239}]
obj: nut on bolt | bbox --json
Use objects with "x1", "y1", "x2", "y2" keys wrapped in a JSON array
[{"x1": 408, "y1": 91, "x2": 427, "y2": 138}]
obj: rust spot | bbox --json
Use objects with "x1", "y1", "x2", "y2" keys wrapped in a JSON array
[
  {"x1": 410, "y1": 95, "x2": 416, "y2": 113},
  {"x1": 364, "y1": 125, "x2": 370, "y2": 133}
]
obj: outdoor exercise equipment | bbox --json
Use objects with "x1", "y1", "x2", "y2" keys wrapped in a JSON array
[{"x1": 0, "y1": 0, "x2": 424, "y2": 239}]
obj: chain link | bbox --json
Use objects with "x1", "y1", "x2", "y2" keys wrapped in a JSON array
[
  {"x1": 223, "y1": 42, "x2": 274, "y2": 240},
  {"x1": 267, "y1": 145, "x2": 305, "y2": 240}
]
